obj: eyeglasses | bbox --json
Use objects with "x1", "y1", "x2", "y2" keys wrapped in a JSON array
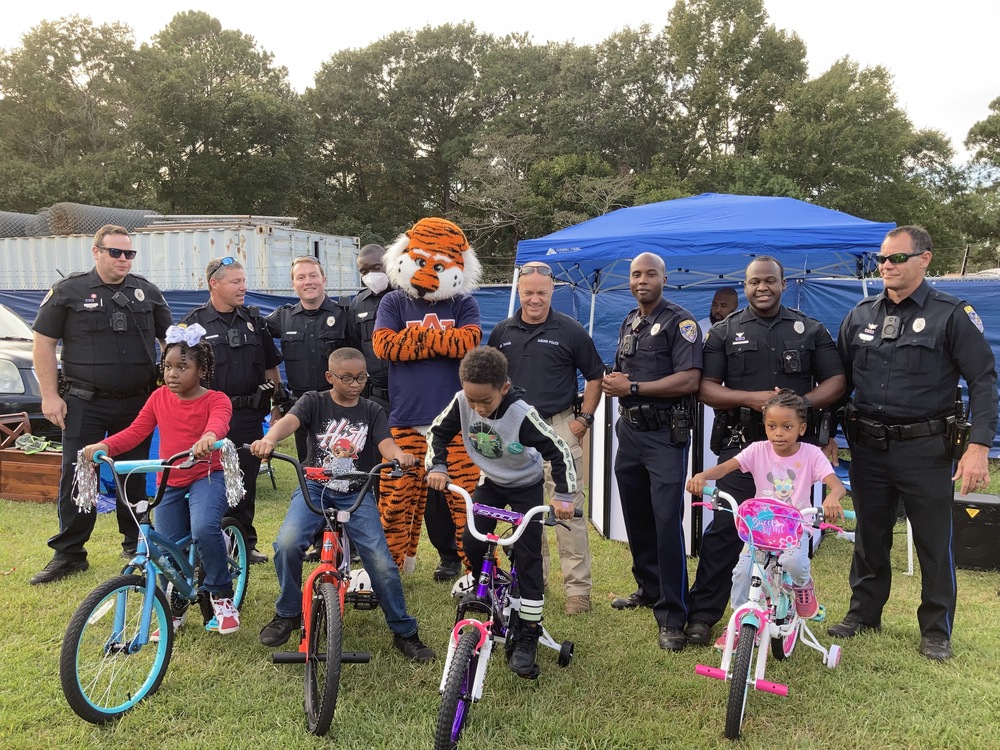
[
  {"x1": 330, "y1": 372, "x2": 370, "y2": 384},
  {"x1": 208, "y1": 256, "x2": 237, "y2": 277},
  {"x1": 97, "y1": 245, "x2": 137, "y2": 260},
  {"x1": 875, "y1": 251, "x2": 927, "y2": 265},
  {"x1": 518, "y1": 266, "x2": 553, "y2": 277}
]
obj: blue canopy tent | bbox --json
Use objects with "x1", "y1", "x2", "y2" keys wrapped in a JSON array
[{"x1": 514, "y1": 192, "x2": 896, "y2": 293}]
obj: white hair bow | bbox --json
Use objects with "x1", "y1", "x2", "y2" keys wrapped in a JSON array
[{"x1": 165, "y1": 323, "x2": 207, "y2": 347}]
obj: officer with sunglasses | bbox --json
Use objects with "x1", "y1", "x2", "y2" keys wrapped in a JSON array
[
  {"x1": 30, "y1": 225, "x2": 172, "y2": 585},
  {"x1": 183, "y1": 256, "x2": 282, "y2": 565},
  {"x1": 832, "y1": 226, "x2": 997, "y2": 661}
]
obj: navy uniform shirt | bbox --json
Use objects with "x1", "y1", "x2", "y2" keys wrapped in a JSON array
[
  {"x1": 615, "y1": 297, "x2": 703, "y2": 407},
  {"x1": 488, "y1": 309, "x2": 605, "y2": 418},
  {"x1": 182, "y1": 302, "x2": 281, "y2": 400},
  {"x1": 703, "y1": 305, "x2": 843, "y2": 394},
  {"x1": 346, "y1": 288, "x2": 389, "y2": 391},
  {"x1": 838, "y1": 280, "x2": 998, "y2": 445},
  {"x1": 265, "y1": 295, "x2": 348, "y2": 394},
  {"x1": 33, "y1": 268, "x2": 171, "y2": 392}
]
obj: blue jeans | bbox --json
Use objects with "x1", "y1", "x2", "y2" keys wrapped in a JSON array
[
  {"x1": 730, "y1": 533, "x2": 811, "y2": 609},
  {"x1": 273, "y1": 481, "x2": 418, "y2": 638},
  {"x1": 156, "y1": 476, "x2": 233, "y2": 596}
]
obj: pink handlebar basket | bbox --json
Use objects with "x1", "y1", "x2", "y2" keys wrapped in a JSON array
[{"x1": 736, "y1": 497, "x2": 805, "y2": 552}]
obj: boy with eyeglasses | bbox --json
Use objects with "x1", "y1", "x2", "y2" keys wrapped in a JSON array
[{"x1": 248, "y1": 347, "x2": 436, "y2": 662}]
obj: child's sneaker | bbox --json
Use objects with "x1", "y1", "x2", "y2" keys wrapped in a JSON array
[
  {"x1": 207, "y1": 595, "x2": 240, "y2": 635},
  {"x1": 150, "y1": 613, "x2": 186, "y2": 643},
  {"x1": 793, "y1": 581, "x2": 819, "y2": 619},
  {"x1": 714, "y1": 627, "x2": 737, "y2": 651}
]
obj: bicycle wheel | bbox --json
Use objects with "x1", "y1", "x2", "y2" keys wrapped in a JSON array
[
  {"x1": 725, "y1": 622, "x2": 759, "y2": 741},
  {"x1": 304, "y1": 580, "x2": 343, "y2": 736},
  {"x1": 434, "y1": 628, "x2": 481, "y2": 750},
  {"x1": 60, "y1": 575, "x2": 173, "y2": 724},
  {"x1": 221, "y1": 517, "x2": 249, "y2": 609}
]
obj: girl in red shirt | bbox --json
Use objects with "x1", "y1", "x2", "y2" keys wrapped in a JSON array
[{"x1": 84, "y1": 324, "x2": 239, "y2": 635}]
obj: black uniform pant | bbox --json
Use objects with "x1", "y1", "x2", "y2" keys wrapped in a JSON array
[
  {"x1": 229, "y1": 408, "x2": 266, "y2": 549},
  {"x1": 847, "y1": 434, "x2": 956, "y2": 639},
  {"x1": 49, "y1": 392, "x2": 149, "y2": 561},
  {"x1": 686, "y1": 444, "x2": 756, "y2": 627},
  {"x1": 427, "y1": 488, "x2": 461, "y2": 564},
  {"x1": 614, "y1": 420, "x2": 689, "y2": 630},
  {"x1": 461, "y1": 478, "x2": 545, "y2": 605}
]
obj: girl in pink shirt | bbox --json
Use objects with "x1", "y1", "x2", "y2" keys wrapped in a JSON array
[
  {"x1": 688, "y1": 390, "x2": 846, "y2": 645},
  {"x1": 84, "y1": 324, "x2": 239, "y2": 635}
]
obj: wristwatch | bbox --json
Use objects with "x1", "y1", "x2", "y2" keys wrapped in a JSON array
[
  {"x1": 577, "y1": 412, "x2": 595, "y2": 427},
  {"x1": 630, "y1": 382, "x2": 639, "y2": 396}
]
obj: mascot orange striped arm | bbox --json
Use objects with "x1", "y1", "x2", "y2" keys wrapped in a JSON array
[{"x1": 372, "y1": 217, "x2": 483, "y2": 573}]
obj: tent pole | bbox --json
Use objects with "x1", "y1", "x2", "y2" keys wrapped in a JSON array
[{"x1": 507, "y1": 268, "x2": 520, "y2": 317}]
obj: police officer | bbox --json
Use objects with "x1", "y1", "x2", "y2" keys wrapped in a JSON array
[
  {"x1": 265, "y1": 255, "x2": 349, "y2": 460},
  {"x1": 601, "y1": 252, "x2": 702, "y2": 651},
  {"x1": 183, "y1": 257, "x2": 281, "y2": 564},
  {"x1": 347, "y1": 244, "x2": 391, "y2": 413},
  {"x1": 30, "y1": 225, "x2": 172, "y2": 585},
  {"x1": 683, "y1": 256, "x2": 846, "y2": 647},
  {"x1": 488, "y1": 261, "x2": 605, "y2": 615},
  {"x1": 832, "y1": 226, "x2": 997, "y2": 661}
]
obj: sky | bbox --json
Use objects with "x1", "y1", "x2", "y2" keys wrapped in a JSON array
[{"x1": 2, "y1": 1, "x2": 997, "y2": 161}]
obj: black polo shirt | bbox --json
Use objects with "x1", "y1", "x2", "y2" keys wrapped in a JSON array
[
  {"x1": 347, "y1": 288, "x2": 389, "y2": 390},
  {"x1": 487, "y1": 309, "x2": 605, "y2": 418},
  {"x1": 838, "y1": 280, "x2": 997, "y2": 444},
  {"x1": 265, "y1": 295, "x2": 348, "y2": 394},
  {"x1": 33, "y1": 268, "x2": 171, "y2": 391},
  {"x1": 614, "y1": 296, "x2": 703, "y2": 407},
  {"x1": 182, "y1": 302, "x2": 281, "y2": 401},
  {"x1": 703, "y1": 304, "x2": 843, "y2": 394}
]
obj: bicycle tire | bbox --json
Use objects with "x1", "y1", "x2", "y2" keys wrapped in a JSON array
[
  {"x1": 724, "y1": 622, "x2": 758, "y2": 741},
  {"x1": 221, "y1": 517, "x2": 250, "y2": 609},
  {"x1": 434, "y1": 628, "x2": 481, "y2": 750},
  {"x1": 304, "y1": 580, "x2": 343, "y2": 736},
  {"x1": 60, "y1": 575, "x2": 173, "y2": 724}
]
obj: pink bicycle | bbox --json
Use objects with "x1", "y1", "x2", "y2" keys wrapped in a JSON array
[{"x1": 692, "y1": 488, "x2": 851, "y2": 740}]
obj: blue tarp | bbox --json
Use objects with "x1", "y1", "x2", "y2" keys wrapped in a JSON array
[{"x1": 515, "y1": 192, "x2": 896, "y2": 290}]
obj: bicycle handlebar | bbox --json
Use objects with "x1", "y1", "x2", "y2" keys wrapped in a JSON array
[
  {"x1": 258, "y1": 446, "x2": 402, "y2": 519},
  {"x1": 445, "y1": 483, "x2": 582, "y2": 546},
  {"x1": 94, "y1": 439, "x2": 227, "y2": 474},
  {"x1": 692, "y1": 486, "x2": 854, "y2": 534}
]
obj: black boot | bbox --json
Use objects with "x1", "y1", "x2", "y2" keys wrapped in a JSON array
[{"x1": 508, "y1": 622, "x2": 540, "y2": 679}]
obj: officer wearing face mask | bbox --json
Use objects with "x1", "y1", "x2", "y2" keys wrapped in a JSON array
[{"x1": 347, "y1": 244, "x2": 391, "y2": 412}]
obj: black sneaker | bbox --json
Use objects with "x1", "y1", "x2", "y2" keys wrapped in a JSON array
[
  {"x1": 29, "y1": 557, "x2": 89, "y2": 585},
  {"x1": 393, "y1": 631, "x2": 436, "y2": 663},
  {"x1": 658, "y1": 627, "x2": 686, "y2": 652},
  {"x1": 121, "y1": 546, "x2": 137, "y2": 560},
  {"x1": 508, "y1": 623, "x2": 541, "y2": 678},
  {"x1": 433, "y1": 558, "x2": 463, "y2": 582},
  {"x1": 259, "y1": 614, "x2": 301, "y2": 647},
  {"x1": 247, "y1": 547, "x2": 269, "y2": 565},
  {"x1": 610, "y1": 591, "x2": 655, "y2": 610}
]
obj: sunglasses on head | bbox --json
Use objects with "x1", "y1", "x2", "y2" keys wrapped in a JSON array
[
  {"x1": 208, "y1": 256, "x2": 237, "y2": 276},
  {"x1": 518, "y1": 265, "x2": 553, "y2": 277},
  {"x1": 875, "y1": 251, "x2": 927, "y2": 265},
  {"x1": 97, "y1": 245, "x2": 137, "y2": 260}
]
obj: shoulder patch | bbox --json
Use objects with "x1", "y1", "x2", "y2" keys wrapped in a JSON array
[
  {"x1": 40, "y1": 289, "x2": 53, "y2": 306},
  {"x1": 964, "y1": 305, "x2": 984, "y2": 333},
  {"x1": 679, "y1": 319, "x2": 698, "y2": 343}
]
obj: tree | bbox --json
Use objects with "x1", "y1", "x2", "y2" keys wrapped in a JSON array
[
  {"x1": 128, "y1": 11, "x2": 311, "y2": 215},
  {"x1": 966, "y1": 96, "x2": 1000, "y2": 168}
]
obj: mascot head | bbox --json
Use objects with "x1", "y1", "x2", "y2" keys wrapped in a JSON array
[{"x1": 385, "y1": 217, "x2": 482, "y2": 302}]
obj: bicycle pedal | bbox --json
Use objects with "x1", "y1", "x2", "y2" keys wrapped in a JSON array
[
  {"x1": 346, "y1": 591, "x2": 380, "y2": 610},
  {"x1": 809, "y1": 604, "x2": 827, "y2": 623}
]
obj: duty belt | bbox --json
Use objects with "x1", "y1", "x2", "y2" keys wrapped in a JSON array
[
  {"x1": 366, "y1": 383, "x2": 389, "y2": 400},
  {"x1": 859, "y1": 415, "x2": 949, "y2": 441},
  {"x1": 63, "y1": 381, "x2": 150, "y2": 401},
  {"x1": 230, "y1": 393, "x2": 260, "y2": 410},
  {"x1": 618, "y1": 404, "x2": 672, "y2": 432}
]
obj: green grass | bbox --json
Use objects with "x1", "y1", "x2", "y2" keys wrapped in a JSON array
[{"x1": 2, "y1": 459, "x2": 999, "y2": 750}]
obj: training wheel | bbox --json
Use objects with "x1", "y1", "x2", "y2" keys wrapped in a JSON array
[
  {"x1": 557, "y1": 640, "x2": 574, "y2": 667},
  {"x1": 825, "y1": 644, "x2": 842, "y2": 669}
]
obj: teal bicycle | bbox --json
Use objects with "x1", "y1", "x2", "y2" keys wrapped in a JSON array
[{"x1": 59, "y1": 442, "x2": 249, "y2": 724}]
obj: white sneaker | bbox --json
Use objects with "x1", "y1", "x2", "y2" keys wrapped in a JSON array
[
  {"x1": 207, "y1": 595, "x2": 240, "y2": 635},
  {"x1": 150, "y1": 613, "x2": 186, "y2": 643},
  {"x1": 402, "y1": 555, "x2": 417, "y2": 574}
]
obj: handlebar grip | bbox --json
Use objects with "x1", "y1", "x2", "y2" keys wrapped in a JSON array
[
  {"x1": 212, "y1": 439, "x2": 225, "y2": 449},
  {"x1": 91, "y1": 450, "x2": 107, "y2": 463},
  {"x1": 702, "y1": 486, "x2": 717, "y2": 497},
  {"x1": 843, "y1": 510, "x2": 856, "y2": 520}
]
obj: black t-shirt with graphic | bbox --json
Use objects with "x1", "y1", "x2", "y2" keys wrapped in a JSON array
[{"x1": 288, "y1": 391, "x2": 391, "y2": 491}]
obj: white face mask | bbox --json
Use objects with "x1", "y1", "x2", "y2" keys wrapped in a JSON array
[{"x1": 362, "y1": 271, "x2": 389, "y2": 295}]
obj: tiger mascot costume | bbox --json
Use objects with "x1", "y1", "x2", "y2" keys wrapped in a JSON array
[{"x1": 372, "y1": 217, "x2": 482, "y2": 574}]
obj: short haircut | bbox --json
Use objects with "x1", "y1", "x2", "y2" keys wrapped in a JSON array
[
  {"x1": 328, "y1": 346, "x2": 366, "y2": 369},
  {"x1": 206, "y1": 256, "x2": 244, "y2": 284},
  {"x1": 459, "y1": 347, "x2": 508, "y2": 389},
  {"x1": 747, "y1": 255, "x2": 784, "y2": 280},
  {"x1": 359, "y1": 243, "x2": 385, "y2": 260},
  {"x1": 886, "y1": 225, "x2": 932, "y2": 254},
  {"x1": 763, "y1": 388, "x2": 808, "y2": 423},
  {"x1": 94, "y1": 225, "x2": 129, "y2": 248},
  {"x1": 714, "y1": 287, "x2": 738, "y2": 301},
  {"x1": 290, "y1": 255, "x2": 325, "y2": 280}
]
